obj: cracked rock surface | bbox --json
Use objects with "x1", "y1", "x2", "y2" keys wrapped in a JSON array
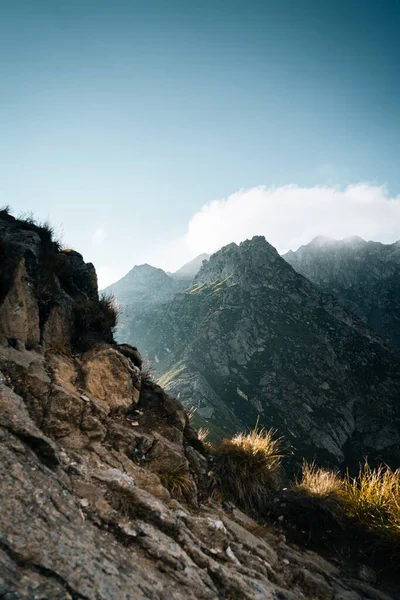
[{"x1": 1, "y1": 343, "x2": 398, "y2": 600}]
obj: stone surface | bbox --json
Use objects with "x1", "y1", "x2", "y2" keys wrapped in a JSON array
[
  {"x1": 0, "y1": 260, "x2": 40, "y2": 346},
  {"x1": 82, "y1": 346, "x2": 141, "y2": 411}
]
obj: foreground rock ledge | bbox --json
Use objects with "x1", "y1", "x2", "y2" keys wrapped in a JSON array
[{"x1": 0, "y1": 345, "x2": 397, "y2": 600}]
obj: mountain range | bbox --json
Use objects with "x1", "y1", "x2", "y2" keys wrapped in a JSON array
[{"x1": 105, "y1": 236, "x2": 400, "y2": 469}]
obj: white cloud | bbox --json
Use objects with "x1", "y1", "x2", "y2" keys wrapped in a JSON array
[
  {"x1": 183, "y1": 183, "x2": 400, "y2": 256},
  {"x1": 92, "y1": 226, "x2": 107, "y2": 246}
]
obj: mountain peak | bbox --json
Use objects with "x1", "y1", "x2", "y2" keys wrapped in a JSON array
[
  {"x1": 308, "y1": 235, "x2": 336, "y2": 247},
  {"x1": 342, "y1": 235, "x2": 366, "y2": 245}
]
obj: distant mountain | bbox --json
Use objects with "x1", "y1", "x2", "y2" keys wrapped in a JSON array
[
  {"x1": 133, "y1": 236, "x2": 400, "y2": 469},
  {"x1": 284, "y1": 236, "x2": 400, "y2": 352},
  {"x1": 103, "y1": 264, "x2": 184, "y2": 347},
  {"x1": 103, "y1": 256, "x2": 209, "y2": 348},
  {"x1": 168, "y1": 253, "x2": 210, "y2": 280}
]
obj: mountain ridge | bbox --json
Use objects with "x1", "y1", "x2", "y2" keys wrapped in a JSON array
[{"x1": 117, "y1": 235, "x2": 400, "y2": 469}]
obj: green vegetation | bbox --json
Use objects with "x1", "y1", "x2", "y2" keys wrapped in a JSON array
[{"x1": 159, "y1": 464, "x2": 192, "y2": 499}]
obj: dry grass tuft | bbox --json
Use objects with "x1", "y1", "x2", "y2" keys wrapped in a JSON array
[
  {"x1": 296, "y1": 460, "x2": 344, "y2": 498},
  {"x1": 159, "y1": 464, "x2": 192, "y2": 499},
  {"x1": 187, "y1": 406, "x2": 197, "y2": 422},
  {"x1": 342, "y1": 462, "x2": 400, "y2": 541},
  {"x1": 213, "y1": 428, "x2": 285, "y2": 512},
  {"x1": 296, "y1": 459, "x2": 400, "y2": 561},
  {"x1": 197, "y1": 427, "x2": 210, "y2": 442},
  {"x1": 157, "y1": 362, "x2": 186, "y2": 390}
]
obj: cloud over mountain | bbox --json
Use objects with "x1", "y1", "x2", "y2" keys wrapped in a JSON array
[{"x1": 184, "y1": 183, "x2": 400, "y2": 255}]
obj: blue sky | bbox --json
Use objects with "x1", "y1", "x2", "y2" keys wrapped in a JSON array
[{"x1": 1, "y1": 0, "x2": 400, "y2": 286}]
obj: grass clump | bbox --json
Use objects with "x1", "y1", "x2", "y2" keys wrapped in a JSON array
[
  {"x1": 296, "y1": 459, "x2": 400, "y2": 561},
  {"x1": 342, "y1": 462, "x2": 400, "y2": 541},
  {"x1": 159, "y1": 464, "x2": 192, "y2": 499},
  {"x1": 296, "y1": 460, "x2": 344, "y2": 498},
  {"x1": 157, "y1": 362, "x2": 186, "y2": 390},
  {"x1": 106, "y1": 486, "x2": 136, "y2": 519},
  {"x1": 197, "y1": 427, "x2": 210, "y2": 442},
  {"x1": 213, "y1": 428, "x2": 285, "y2": 512}
]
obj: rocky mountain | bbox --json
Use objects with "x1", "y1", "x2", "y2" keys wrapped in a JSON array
[
  {"x1": 4, "y1": 210, "x2": 397, "y2": 600},
  {"x1": 1, "y1": 210, "x2": 400, "y2": 599},
  {"x1": 103, "y1": 264, "x2": 187, "y2": 346},
  {"x1": 103, "y1": 257, "x2": 209, "y2": 347},
  {"x1": 284, "y1": 236, "x2": 400, "y2": 353},
  {"x1": 136, "y1": 237, "x2": 400, "y2": 469}
]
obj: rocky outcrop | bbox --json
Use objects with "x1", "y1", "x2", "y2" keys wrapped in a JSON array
[
  {"x1": 284, "y1": 236, "x2": 400, "y2": 353},
  {"x1": 1, "y1": 345, "x2": 398, "y2": 599},
  {"x1": 137, "y1": 237, "x2": 400, "y2": 469}
]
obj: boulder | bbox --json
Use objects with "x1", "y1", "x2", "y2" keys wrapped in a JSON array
[{"x1": 82, "y1": 346, "x2": 140, "y2": 411}]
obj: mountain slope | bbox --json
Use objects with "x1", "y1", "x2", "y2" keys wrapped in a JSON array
[
  {"x1": 104, "y1": 264, "x2": 188, "y2": 347},
  {"x1": 104, "y1": 256, "x2": 209, "y2": 347},
  {"x1": 141, "y1": 237, "x2": 400, "y2": 468},
  {"x1": 284, "y1": 236, "x2": 400, "y2": 352}
]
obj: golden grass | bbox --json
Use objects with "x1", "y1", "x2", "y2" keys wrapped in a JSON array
[
  {"x1": 157, "y1": 362, "x2": 186, "y2": 390},
  {"x1": 187, "y1": 406, "x2": 197, "y2": 422},
  {"x1": 342, "y1": 462, "x2": 400, "y2": 539},
  {"x1": 297, "y1": 460, "x2": 400, "y2": 553},
  {"x1": 159, "y1": 464, "x2": 192, "y2": 499},
  {"x1": 296, "y1": 460, "x2": 344, "y2": 498},
  {"x1": 197, "y1": 427, "x2": 210, "y2": 442},
  {"x1": 213, "y1": 428, "x2": 285, "y2": 512}
]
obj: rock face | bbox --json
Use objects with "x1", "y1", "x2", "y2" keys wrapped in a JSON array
[
  {"x1": 284, "y1": 236, "x2": 400, "y2": 353},
  {"x1": 138, "y1": 237, "x2": 400, "y2": 468},
  {"x1": 2, "y1": 213, "x2": 395, "y2": 599}
]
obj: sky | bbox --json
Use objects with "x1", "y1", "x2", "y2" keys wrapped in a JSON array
[{"x1": 1, "y1": 0, "x2": 400, "y2": 288}]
